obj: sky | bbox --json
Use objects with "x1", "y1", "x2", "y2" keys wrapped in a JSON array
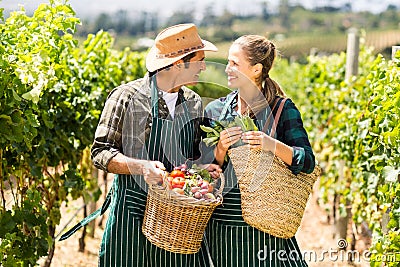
[{"x1": 2, "y1": 0, "x2": 399, "y2": 19}]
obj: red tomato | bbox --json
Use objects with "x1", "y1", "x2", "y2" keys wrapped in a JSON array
[
  {"x1": 172, "y1": 177, "x2": 186, "y2": 189},
  {"x1": 170, "y1": 170, "x2": 185, "y2": 178}
]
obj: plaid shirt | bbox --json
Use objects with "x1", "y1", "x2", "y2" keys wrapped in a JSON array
[
  {"x1": 204, "y1": 90, "x2": 315, "y2": 174},
  {"x1": 91, "y1": 74, "x2": 203, "y2": 172}
]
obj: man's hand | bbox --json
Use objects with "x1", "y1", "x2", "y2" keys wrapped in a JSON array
[
  {"x1": 140, "y1": 160, "x2": 166, "y2": 185},
  {"x1": 199, "y1": 163, "x2": 222, "y2": 179}
]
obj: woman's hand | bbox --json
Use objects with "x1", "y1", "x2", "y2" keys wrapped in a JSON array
[
  {"x1": 213, "y1": 126, "x2": 242, "y2": 167},
  {"x1": 216, "y1": 126, "x2": 243, "y2": 153},
  {"x1": 140, "y1": 160, "x2": 166, "y2": 185},
  {"x1": 241, "y1": 131, "x2": 275, "y2": 152}
]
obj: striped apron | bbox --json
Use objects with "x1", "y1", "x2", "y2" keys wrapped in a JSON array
[
  {"x1": 60, "y1": 78, "x2": 212, "y2": 267},
  {"x1": 205, "y1": 92, "x2": 309, "y2": 267}
]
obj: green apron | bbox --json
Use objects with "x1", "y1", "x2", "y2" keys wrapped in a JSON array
[
  {"x1": 205, "y1": 92, "x2": 309, "y2": 267},
  {"x1": 60, "y1": 77, "x2": 212, "y2": 267}
]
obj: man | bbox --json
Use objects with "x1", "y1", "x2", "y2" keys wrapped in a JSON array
[{"x1": 60, "y1": 24, "x2": 220, "y2": 266}]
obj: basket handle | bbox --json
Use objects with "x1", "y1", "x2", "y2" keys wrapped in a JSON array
[
  {"x1": 158, "y1": 171, "x2": 169, "y2": 189},
  {"x1": 153, "y1": 171, "x2": 172, "y2": 198},
  {"x1": 215, "y1": 173, "x2": 225, "y2": 196}
]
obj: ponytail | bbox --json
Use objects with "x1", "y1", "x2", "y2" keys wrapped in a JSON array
[{"x1": 263, "y1": 75, "x2": 286, "y2": 103}]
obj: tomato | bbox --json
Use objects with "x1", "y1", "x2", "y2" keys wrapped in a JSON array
[
  {"x1": 172, "y1": 177, "x2": 186, "y2": 189},
  {"x1": 170, "y1": 170, "x2": 185, "y2": 178}
]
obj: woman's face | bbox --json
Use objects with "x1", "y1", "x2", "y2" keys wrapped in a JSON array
[{"x1": 225, "y1": 44, "x2": 258, "y2": 89}]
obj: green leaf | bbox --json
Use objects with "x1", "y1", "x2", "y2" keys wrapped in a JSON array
[
  {"x1": 382, "y1": 166, "x2": 399, "y2": 183},
  {"x1": 200, "y1": 125, "x2": 215, "y2": 133},
  {"x1": 387, "y1": 218, "x2": 398, "y2": 229},
  {"x1": 243, "y1": 116, "x2": 258, "y2": 131},
  {"x1": 22, "y1": 87, "x2": 41, "y2": 104},
  {"x1": 12, "y1": 89, "x2": 22, "y2": 102},
  {"x1": 202, "y1": 136, "x2": 219, "y2": 147},
  {"x1": 0, "y1": 211, "x2": 16, "y2": 236},
  {"x1": 10, "y1": 110, "x2": 22, "y2": 124},
  {"x1": 0, "y1": 114, "x2": 12, "y2": 125},
  {"x1": 234, "y1": 116, "x2": 246, "y2": 131}
]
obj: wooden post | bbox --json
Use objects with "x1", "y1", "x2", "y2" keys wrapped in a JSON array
[
  {"x1": 309, "y1": 47, "x2": 318, "y2": 57},
  {"x1": 333, "y1": 28, "x2": 360, "y2": 248},
  {"x1": 333, "y1": 160, "x2": 350, "y2": 244},
  {"x1": 345, "y1": 28, "x2": 360, "y2": 81},
  {"x1": 392, "y1": 46, "x2": 400, "y2": 61}
]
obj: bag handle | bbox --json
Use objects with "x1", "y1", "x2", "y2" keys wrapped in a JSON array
[
  {"x1": 270, "y1": 98, "x2": 287, "y2": 137},
  {"x1": 261, "y1": 98, "x2": 279, "y2": 133},
  {"x1": 261, "y1": 98, "x2": 287, "y2": 136}
]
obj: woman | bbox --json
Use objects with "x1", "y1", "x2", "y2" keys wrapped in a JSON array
[{"x1": 203, "y1": 35, "x2": 315, "y2": 266}]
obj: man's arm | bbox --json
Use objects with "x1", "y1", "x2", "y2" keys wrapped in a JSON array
[
  {"x1": 91, "y1": 86, "x2": 127, "y2": 171},
  {"x1": 90, "y1": 85, "x2": 165, "y2": 184},
  {"x1": 108, "y1": 153, "x2": 165, "y2": 185}
]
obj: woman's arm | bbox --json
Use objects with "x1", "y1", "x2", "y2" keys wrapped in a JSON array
[
  {"x1": 242, "y1": 99, "x2": 315, "y2": 174},
  {"x1": 278, "y1": 99, "x2": 315, "y2": 174}
]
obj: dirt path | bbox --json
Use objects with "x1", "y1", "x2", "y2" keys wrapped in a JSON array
[
  {"x1": 295, "y1": 179, "x2": 370, "y2": 267},
  {"x1": 44, "y1": 177, "x2": 370, "y2": 267}
]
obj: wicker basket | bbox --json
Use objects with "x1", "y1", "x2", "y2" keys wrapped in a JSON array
[
  {"x1": 228, "y1": 145, "x2": 321, "y2": 239},
  {"x1": 142, "y1": 175, "x2": 224, "y2": 254}
]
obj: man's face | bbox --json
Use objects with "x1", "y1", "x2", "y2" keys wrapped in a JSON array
[{"x1": 179, "y1": 51, "x2": 206, "y2": 86}]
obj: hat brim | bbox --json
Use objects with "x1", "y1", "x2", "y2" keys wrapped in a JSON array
[{"x1": 146, "y1": 39, "x2": 218, "y2": 72}]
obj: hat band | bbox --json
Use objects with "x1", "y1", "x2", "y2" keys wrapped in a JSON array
[{"x1": 156, "y1": 44, "x2": 205, "y2": 59}]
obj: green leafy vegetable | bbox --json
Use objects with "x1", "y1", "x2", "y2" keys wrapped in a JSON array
[{"x1": 200, "y1": 115, "x2": 258, "y2": 147}]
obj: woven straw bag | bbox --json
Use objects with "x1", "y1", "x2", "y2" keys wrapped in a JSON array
[
  {"x1": 142, "y1": 175, "x2": 224, "y2": 254},
  {"x1": 228, "y1": 98, "x2": 321, "y2": 238}
]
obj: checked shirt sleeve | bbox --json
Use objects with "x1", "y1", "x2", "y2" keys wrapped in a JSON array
[
  {"x1": 277, "y1": 99, "x2": 315, "y2": 174},
  {"x1": 91, "y1": 86, "x2": 130, "y2": 172}
]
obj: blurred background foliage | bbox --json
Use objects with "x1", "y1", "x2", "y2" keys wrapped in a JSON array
[{"x1": 69, "y1": 1, "x2": 400, "y2": 61}]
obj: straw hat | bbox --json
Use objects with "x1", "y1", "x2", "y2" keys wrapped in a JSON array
[{"x1": 146, "y1": 24, "x2": 218, "y2": 72}]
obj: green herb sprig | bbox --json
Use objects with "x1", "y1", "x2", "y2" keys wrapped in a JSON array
[{"x1": 200, "y1": 114, "x2": 258, "y2": 147}]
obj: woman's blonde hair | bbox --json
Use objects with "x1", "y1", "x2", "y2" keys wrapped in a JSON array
[{"x1": 233, "y1": 35, "x2": 286, "y2": 104}]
